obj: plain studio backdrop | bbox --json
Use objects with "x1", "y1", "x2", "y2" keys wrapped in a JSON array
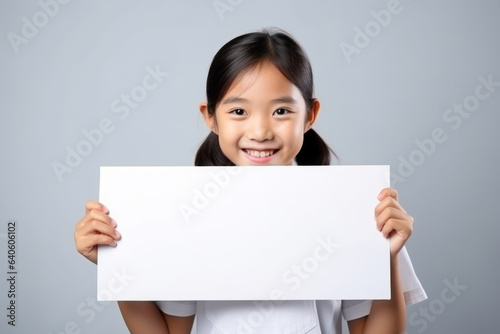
[{"x1": 1, "y1": 0, "x2": 499, "y2": 333}]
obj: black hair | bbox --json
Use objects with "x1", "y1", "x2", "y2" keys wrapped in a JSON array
[{"x1": 195, "y1": 27, "x2": 337, "y2": 166}]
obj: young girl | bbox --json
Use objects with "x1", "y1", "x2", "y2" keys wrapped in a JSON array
[{"x1": 75, "y1": 28, "x2": 426, "y2": 334}]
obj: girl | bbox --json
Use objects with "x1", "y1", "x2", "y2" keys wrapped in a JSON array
[{"x1": 75, "y1": 28, "x2": 426, "y2": 333}]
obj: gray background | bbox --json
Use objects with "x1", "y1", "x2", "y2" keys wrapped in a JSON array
[{"x1": 1, "y1": 0, "x2": 499, "y2": 333}]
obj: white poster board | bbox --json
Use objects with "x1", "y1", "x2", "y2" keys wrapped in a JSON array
[{"x1": 97, "y1": 165, "x2": 390, "y2": 301}]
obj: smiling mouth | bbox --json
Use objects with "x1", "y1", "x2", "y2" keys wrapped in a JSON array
[{"x1": 243, "y1": 149, "x2": 278, "y2": 158}]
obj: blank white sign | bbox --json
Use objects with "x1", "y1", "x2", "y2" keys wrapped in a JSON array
[{"x1": 97, "y1": 165, "x2": 390, "y2": 301}]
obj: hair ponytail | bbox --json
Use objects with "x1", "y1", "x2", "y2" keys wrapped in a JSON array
[
  {"x1": 294, "y1": 129, "x2": 337, "y2": 165},
  {"x1": 195, "y1": 132, "x2": 234, "y2": 166}
]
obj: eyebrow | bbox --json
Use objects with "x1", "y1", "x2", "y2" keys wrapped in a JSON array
[{"x1": 221, "y1": 96, "x2": 298, "y2": 105}]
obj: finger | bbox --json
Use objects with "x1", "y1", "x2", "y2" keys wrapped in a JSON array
[
  {"x1": 74, "y1": 224, "x2": 120, "y2": 258},
  {"x1": 374, "y1": 196, "x2": 405, "y2": 218},
  {"x1": 77, "y1": 234, "x2": 118, "y2": 256},
  {"x1": 88, "y1": 208, "x2": 114, "y2": 226},
  {"x1": 375, "y1": 206, "x2": 409, "y2": 231},
  {"x1": 76, "y1": 208, "x2": 115, "y2": 230},
  {"x1": 85, "y1": 200, "x2": 109, "y2": 215},
  {"x1": 381, "y1": 217, "x2": 413, "y2": 240},
  {"x1": 380, "y1": 218, "x2": 397, "y2": 238},
  {"x1": 76, "y1": 219, "x2": 120, "y2": 240},
  {"x1": 378, "y1": 209, "x2": 413, "y2": 237},
  {"x1": 377, "y1": 187, "x2": 398, "y2": 202}
]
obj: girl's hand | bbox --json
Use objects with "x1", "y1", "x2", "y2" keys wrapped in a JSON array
[
  {"x1": 74, "y1": 200, "x2": 121, "y2": 264},
  {"x1": 374, "y1": 188, "x2": 413, "y2": 257}
]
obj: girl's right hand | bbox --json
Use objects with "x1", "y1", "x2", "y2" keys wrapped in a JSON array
[{"x1": 74, "y1": 200, "x2": 121, "y2": 264}]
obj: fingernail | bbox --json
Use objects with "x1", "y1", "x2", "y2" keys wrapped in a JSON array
[
  {"x1": 111, "y1": 219, "x2": 117, "y2": 227},
  {"x1": 102, "y1": 205, "x2": 109, "y2": 213},
  {"x1": 110, "y1": 240, "x2": 117, "y2": 247},
  {"x1": 377, "y1": 193, "x2": 383, "y2": 200},
  {"x1": 115, "y1": 230, "x2": 121, "y2": 239}
]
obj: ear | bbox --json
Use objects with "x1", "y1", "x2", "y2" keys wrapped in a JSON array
[
  {"x1": 199, "y1": 102, "x2": 218, "y2": 135},
  {"x1": 304, "y1": 98, "x2": 321, "y2": 132}
]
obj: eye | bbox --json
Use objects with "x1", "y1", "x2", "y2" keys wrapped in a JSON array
[
  {"x1": 273, "y1": 108, "x2": 291, "y2": 116},
  {"x1": 230, "y1": 109, "x2": 246, "y2": 116}
]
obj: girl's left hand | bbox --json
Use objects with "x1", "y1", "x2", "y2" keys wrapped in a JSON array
[{"x1": 374, "y1": 187, "x2": 413, "y2": 257}]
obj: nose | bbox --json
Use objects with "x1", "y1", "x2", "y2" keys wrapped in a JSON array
[{"x1": 246, "y1": 114, "x2": 274, "y2": 141}]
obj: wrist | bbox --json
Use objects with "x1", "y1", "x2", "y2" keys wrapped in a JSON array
[{"x1": 390, "y1": 253, "x2": 400, "y2": 272}]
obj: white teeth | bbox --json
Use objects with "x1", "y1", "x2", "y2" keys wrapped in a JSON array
[{"x1": 246, "y1": 150, "x2": 274, "y2": 157}]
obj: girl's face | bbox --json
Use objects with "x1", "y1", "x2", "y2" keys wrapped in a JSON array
[{"x1": 201, "y1": 61, "x2": 320, "y2": 166}]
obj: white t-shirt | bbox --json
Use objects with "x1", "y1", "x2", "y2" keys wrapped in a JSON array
[{"x1": 156, "y1": 247, "x2": 426, "y2": 334}]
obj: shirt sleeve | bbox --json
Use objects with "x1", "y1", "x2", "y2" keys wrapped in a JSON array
[
  {"x1": 155, "y1": 301, "x2": 197, "y2": 317},
  {"x1": 342, "y1": 246, "x2": 427, "y2": 321}
]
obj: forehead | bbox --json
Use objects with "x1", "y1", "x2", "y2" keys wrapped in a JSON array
[{"x1": 223, "y1": 61, "x2": 305, "y2": 104}]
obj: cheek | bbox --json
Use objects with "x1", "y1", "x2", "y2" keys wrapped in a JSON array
[
  {"x1": 217, "y1": 123, "x2": 240, "y2": 150},
  {"x1": 282, "y1": 121, "x2": 305, "y2": 144},
  {"x1": 292, "y1": 132, "x2": 304, "y2": 152}
]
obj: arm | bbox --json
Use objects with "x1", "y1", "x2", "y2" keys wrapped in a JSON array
[
  {"x1": 118, "y1": 301, "x2": 195, "y2": 334},
  {"x1": 348, "y1": 188, "x2": 412, "y2": 334}
]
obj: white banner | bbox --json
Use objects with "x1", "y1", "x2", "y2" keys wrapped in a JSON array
[{"x1": 97, "y1": 165, "x2": 390, "y2": 301}]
